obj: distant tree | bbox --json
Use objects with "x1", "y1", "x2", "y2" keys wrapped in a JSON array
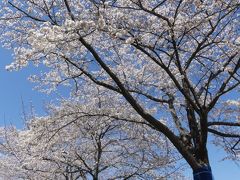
[
  {"x1": 0, "y1": 0, "x2": 239, "y2": 179},
  {"x1": 0, "y1": 96, "x2": 184, "y2": 180}
]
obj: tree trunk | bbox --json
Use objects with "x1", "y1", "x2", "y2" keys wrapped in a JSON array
[{"x1": 193, "y1": 166, "x2": 213, "y2": 180}]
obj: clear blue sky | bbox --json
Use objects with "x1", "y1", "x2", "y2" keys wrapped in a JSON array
[
  {"x1": 0, "y1": 47, "x2": 47, "y2": 127},
  {"x1": 0, "y1": 47, "x2": 239, "y2": 179},
  {"x1": 0, "y1": 48, "x2": 68, "y2": 127}
]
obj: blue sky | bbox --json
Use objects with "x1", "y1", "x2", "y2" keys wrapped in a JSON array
[
  {"x1": 0, "y1": 47, "x2": 46, "y2": 127},
  {"x1": 0, "y1": 47, "x2": 239, "y2": 179},
  {"x1": 0, "y1": 48, "x2": 70, "y2": 127}
]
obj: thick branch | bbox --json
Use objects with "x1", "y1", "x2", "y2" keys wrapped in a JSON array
[
  {"x1": 78, "y1": 36, "x2": 201, "y2": 169},
  {"x1": 208, "y1": 128, "x2": 240, "y2": 138},
  {"x1": 208, "y1": 122, "x2": 240, "y2": 127}
]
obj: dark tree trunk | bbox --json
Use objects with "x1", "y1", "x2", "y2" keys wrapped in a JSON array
[{"x1": 193, "y1": 166, "x2": 213, "y2": 180}]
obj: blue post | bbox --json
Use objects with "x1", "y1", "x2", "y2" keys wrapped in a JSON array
[{"x1": 193, "y1": 166, "x2": 213, "y2": 180}]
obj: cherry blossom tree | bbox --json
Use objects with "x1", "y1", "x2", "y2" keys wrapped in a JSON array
[
  {"x1": 0, "y1": 95, "x2": 184, "y2": 180},
  {"x1": 0, "y1": 0, "x2": 239, "y2": 179}
]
